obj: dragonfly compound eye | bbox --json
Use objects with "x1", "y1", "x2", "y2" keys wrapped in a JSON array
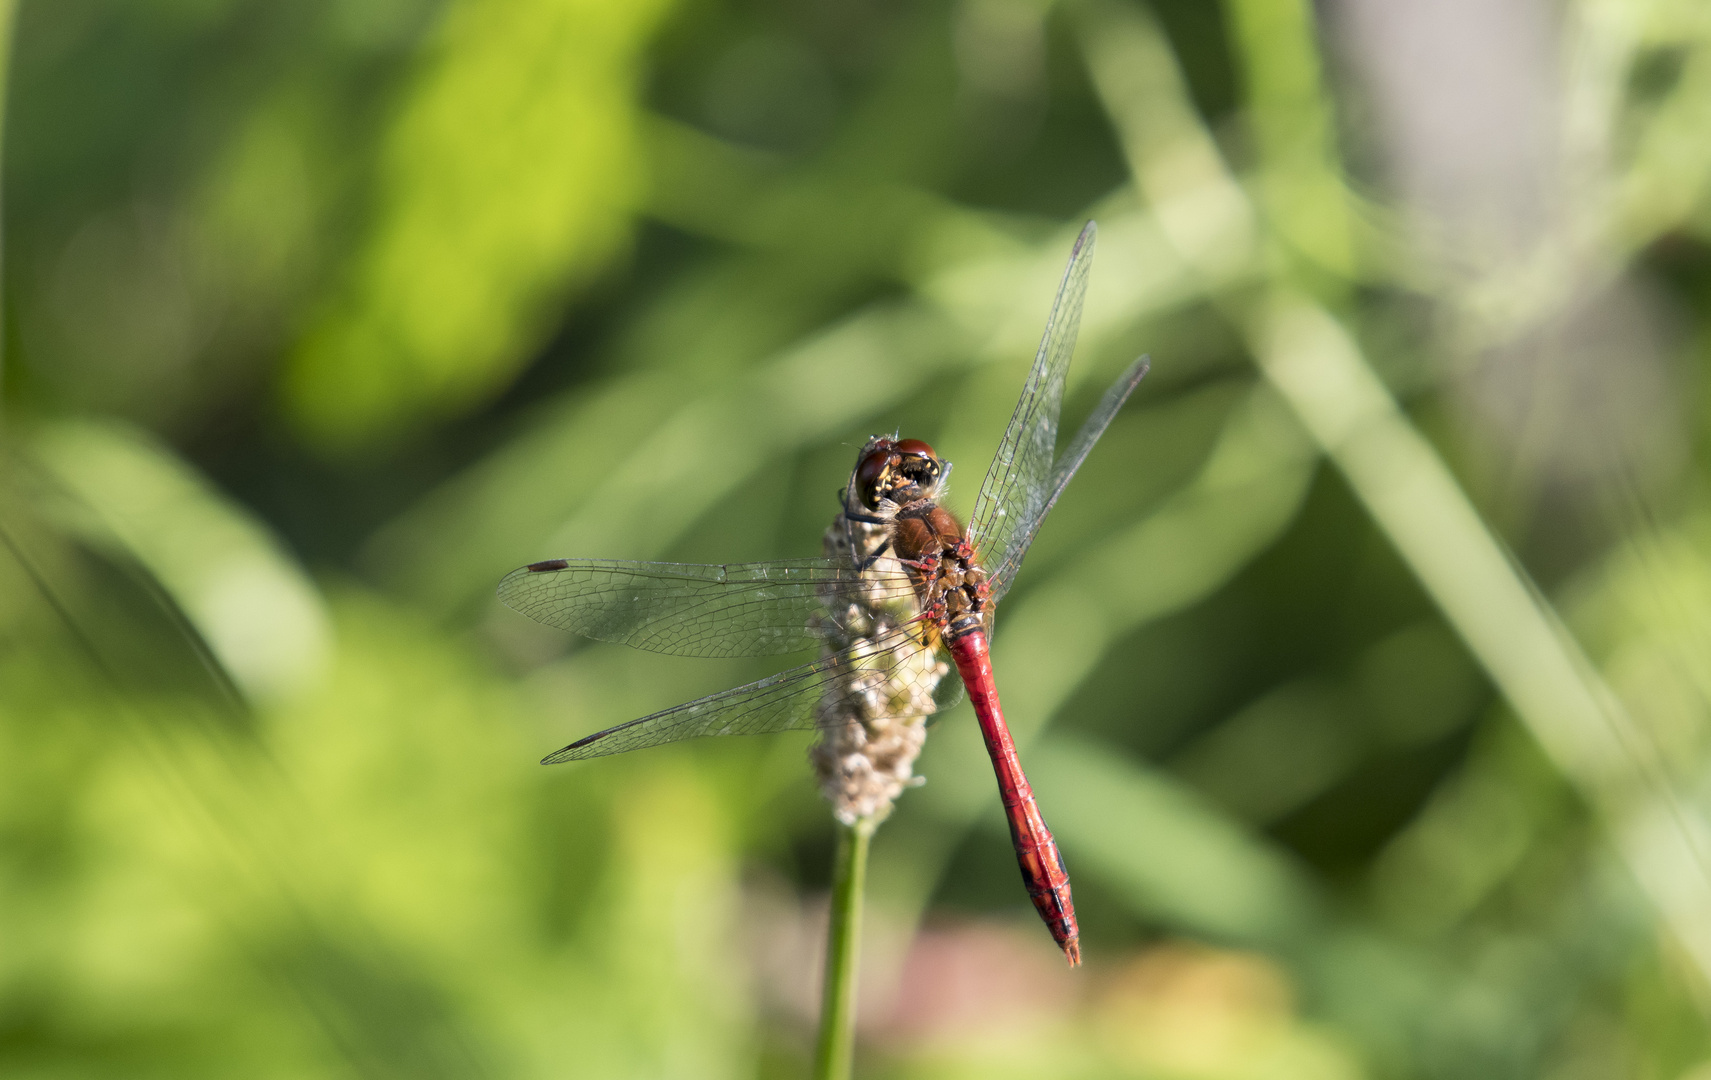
[{"x1": 855, "y1": 444, "x2": 896, "y2": 509}]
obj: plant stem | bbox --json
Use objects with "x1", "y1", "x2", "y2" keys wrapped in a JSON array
[{"x1": 813, "y1": 815, "x2": 875, "y2": 1080}]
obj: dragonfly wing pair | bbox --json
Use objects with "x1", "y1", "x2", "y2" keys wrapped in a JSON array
[
  {"x1": 965, "y1": 222, "x2": 1150, "y2": 605},
  {"x1": 539, "y1": 620, "x2": 952, "y2": 761},
  {"x1": 497, "y1": 557, "x2": 916, "y2": 658},
  {"x1": 499, "y1": 558, "x2": 954, "y2": 762}
]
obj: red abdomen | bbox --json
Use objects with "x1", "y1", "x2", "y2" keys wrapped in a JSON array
[{"x1": 947, "y1": 629, "x2": 1081, "y2": 966}]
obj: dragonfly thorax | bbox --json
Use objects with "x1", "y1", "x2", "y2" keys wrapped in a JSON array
[
  {"x1": 889, "y1": 500, "x2": 990, "y2": 642},
  {"x1": 891, "y1": 502, "x2": 963, "y2": 563}
]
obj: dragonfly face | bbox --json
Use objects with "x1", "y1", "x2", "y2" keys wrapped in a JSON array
[{"x1": 853, "y1": 437, "x2": 945, "y2": 512}]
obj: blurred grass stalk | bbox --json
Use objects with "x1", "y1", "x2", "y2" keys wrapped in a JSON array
[
  {"x1": 1250, "y1": 296, "x2": 1711, "y2": 973},
  {"x1": 814, "y1": 816, "x2": 875, "y2": 1080},
  {"x1": 0, "y1": 0, "x2": 17, "y2": 414},
  {"x1": 1082, "y1": 0, "x2": 1711, "y2": 985}
]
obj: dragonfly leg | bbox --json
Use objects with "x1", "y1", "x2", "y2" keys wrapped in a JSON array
[
  {"x1": 887, "y1": 549, "x2": 939, "y2": 576},
  {"x1": 855, "y1": 537, "x2": 893, "y2": 572}
]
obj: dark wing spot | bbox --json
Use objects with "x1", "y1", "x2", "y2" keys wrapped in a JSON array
[{"x1": 526, "y1": 559, "x2": 570, "y2": 572}]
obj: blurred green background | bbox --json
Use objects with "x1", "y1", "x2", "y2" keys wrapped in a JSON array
[{"x1": 6, "y1": 0, "x2": 1711, "y2": 1076}]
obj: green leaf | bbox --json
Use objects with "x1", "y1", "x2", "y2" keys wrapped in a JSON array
[{"x1": 284, "y1": 0, "x2": 676, "y2": 451}]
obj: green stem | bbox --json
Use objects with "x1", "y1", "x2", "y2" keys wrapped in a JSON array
[{"x1": 813, "y1": 815, "x2": 875, "y2": 1080}]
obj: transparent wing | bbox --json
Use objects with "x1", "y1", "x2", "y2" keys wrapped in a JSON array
[
  {"x1": 929, "y1": 662, "x2": 966, "y2": 722},
  {"x1": 968, "y1": 221, "x2": 1096, "y2": 580},
  {"x1": 542, "y1": 622, "x2": 948, "y2": 762},
  {"x1": 987, "y1": 355, "x2": 1150, "y2": 604},
  {"x1": 497, "y1": 558, "x2": 918, "y2": 658}
]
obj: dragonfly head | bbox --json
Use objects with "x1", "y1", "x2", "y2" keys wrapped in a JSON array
[{"x1": 853, "y1": 436, "x2": 944, "y2": 511}]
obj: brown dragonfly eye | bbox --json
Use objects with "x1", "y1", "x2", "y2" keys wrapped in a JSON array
[
  {"x1": 855, "y1": 444, "x2": 895, "y2": 508},
  {"x1": 894, "y1": 438, "x2": 936, "y2": 458}
]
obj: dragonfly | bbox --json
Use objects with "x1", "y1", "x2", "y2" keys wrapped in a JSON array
[{"x1": 499, "y1": 221, "x2": 1147, "y2": 966}]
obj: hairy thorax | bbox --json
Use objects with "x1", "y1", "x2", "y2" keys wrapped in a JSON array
[{"x1": 888, "y1": 494, "x2": 989, "y2": 639}]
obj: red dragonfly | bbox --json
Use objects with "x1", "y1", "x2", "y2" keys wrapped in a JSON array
[{"x1": 499, "y1": 222, "x2": 1147, "y2": 965}]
